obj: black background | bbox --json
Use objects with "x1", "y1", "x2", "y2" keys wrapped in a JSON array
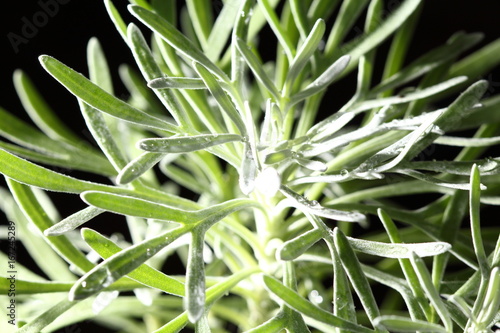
[{"x1": 1, "y1": 1, "x2": 500, "y2": 332}]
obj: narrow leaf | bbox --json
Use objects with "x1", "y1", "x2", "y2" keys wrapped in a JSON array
[
  {"x1": 333, "y1": 228, "x2": 381, "y2": 326},
  {"x1": 138, "y1": 133, "x2": 243, "y2": 153},
  {"x1": 81, "y1": 190, "x2": 196, "y2": 223},
  {"x1": 69, "y1": 225, "x2": 191, "y2": 300},
  {"x1": 206, "y1": 0, "x2": 241, "y2": 62},
  {"x1": 185, "y1": 231, "x2": 207, "y2": 322},
  {"x1": 17, "y1": 299, "x2": 77, "y2": 333},
  {"x1": 278, "y1": 228, "x2": 324, "y2": 261},
  {"x1": 7, "y1": 179, "x2": 95, "y2": 273},
  {"x1": 373, "y1": 315, "x2": 447, "y2": 333},
  {"x1": 44, "y1": 206, "x2": 105, "y2": 236},
  {"x1": 346, "y1": 236, "x2": 451, "y2": 259},
  {"x1": 289, "y1": 55, "x2": 350, "y2": 106},
  {"x1": 193, "y1": 61, "x2": 247, "y2": 134},
  {"x1": 280, "y1": 185, "x2": 367, "y2": 223},
  {"x1": 116, "y1": 152, "x2": 165, "y2": 185},
  {"x1": 409, "y1": 252, "x2": 453, "y2": 332},
  {"x1": 470, "y1": 164, "x2": 489, "y2": 275},
  {"x1": 149, "y1": 77, "x2": 206, "y2": 89},
  {"x1": 235, "y1": 37, "x2": 281, "y2": 101},
  {"x1": 284, "y1": 19, "x2": 326, "y2": 94},
  {"x1": 82, "y1": 228, "x2": 185, "y2": 296},
  {"x1": 129, "y1": 5, "x2": 228, "y2": 80},
  {"x1": 263, "y1": 275, "x2": 373, "y2": 333},
  {"x1": 39, "y1": 55, "x2": 177, "y2": 132},
  {"x1": 13, "y1": 70, "x2": 82, "y2": 144}
]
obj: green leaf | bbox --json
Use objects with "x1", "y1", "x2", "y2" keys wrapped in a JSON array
[
  {"x1": 333, "y1": 228, "x2": 381, "y2": 326},
  {"x1": 193, "y1": 61, "x2": 247, "y2": 134},
  {"x1": 81, "y1": 190, "x2": 196, "y2": 223},
  {"x1": 206, "y1": 0, "x2": 241, "y2": 62},
  {"x1": 7, "y1": 179, "x2": 95, "y2": 273},
  {"x1": 469, "y1": 164, "x2": 489, "y2": 275},
  {"x1": 149, "y1": 77, "x2": 207, "y2": 89},
  {"x1": 245, "y1": 310, "x2": 287, "y2": 332},
  {"x1": 435, "y1": 135, "x2": 500, "y2": 147},
  {"x1": 185, "y1": 0, "x2": 213, "y2": 51},
  {"x1": 138, "y1": 133, "x2": 243, "y2": 153},
  {"x1": 155, "y1": 268, "x2": 261, "y2": 332},
  {"x1": 395, "y1": 168, "x2": 483, "y2": 191},
  {"x1": 44, "y1": 206, "x2": 105, "y2": 236},
  {"x1": 373, "y1": 315, "x2": 448, "y2": 333},
  {"x1": 235, "y1": 37, "x2": 281, "y2": 101},
  {"x1": 0, "y1": 148, "x2": 112, "y2": 193},
  {"x1": 82, "y1": 228, "x2": 185, "y2": 296},
  {"x1": 127, "y1": 23, "x2": 191, "y2": 127},
  {"x1": 104, "y1": 0, "x2": 128, "y2": 42},
  {"x1": 278, "y1": 228, "x2": 324, "y2": 261},
  {"x1": 87, "y1": 37, "x2": 114, "y2": 94},
  {"x1": 371, "y1": 32, "x2": 482, "y2": 95},
  {"x1": 0, "y1": 277, "x2": 72, "y2": 294},
  {"x1": 0, "y1": 106, "x2": 114, "y2": 175},
  {"x1": 39, "y1": 55, "x2": 178, "y2": 132},
  {"x1": 257, "y1": 0, "x2": 296, "y2": 62},
  {"x1": 185, "y1": 231, "x2": 207, "y2": 322},
  {"x1": 332, "y1": 0, "x2": 422, "y2": 76},
  {"x1": 17, "y1": 298, "x2": 78, "y2": 333},
  {"x1": 263, "y1": 275, "x2": 374, "y2": 333},
  {"x1": 409, "y1": 252, "x2": 453, "y2": 332},
  {"x1": 116, "y1": 152, "x2": 165, "y2": 185},
  {"x1": 280, "y1": 185, "x2": 367, "y2": 223},
  {"x1": 346, "y1": 236, "x2": 451, "y2": 259},
  {"x1": 474, "y1": 267, "x2": 500, "y2": 328},
  {"x1": 289, "y1": 55, "x2": 350, "y2": 106},
  {"x1": 13, "y1": 70, "x2": 82, "y2": 145},
  {"x1": 129, "y1": 5, "x2": 228, "y2": 81},
  {"x1": 81, "y1": 191, "x2": 258, "y2": 229},
  {"x1": 284, "y1": 19, "x2": 325, "y2": 95},
  {"x1": 324, "y1": 0, "x2": 370, "y2": 55},
  {"x1": 70, "y1": 225, "x2": 191, "y2": 300}
]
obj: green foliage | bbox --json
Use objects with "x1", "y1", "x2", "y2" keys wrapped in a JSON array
[{"x1": 1, "y1": 1, "x2": 500, "y2": 332}]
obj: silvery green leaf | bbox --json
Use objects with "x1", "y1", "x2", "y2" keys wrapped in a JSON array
[
  {"x1": 371, "y1": 32, "x2": 482, "y2": 96},
  {"x1": 284, "y1": 19, "x2": 326, "y2": 95},
  {"x1": 264, "y1": 149, "x2": 293, "y2": 165},
  {"x1": 193, "y1": 61, "x2": 247, "y2": 134},
  {"x1": 129, "y1": 5, "x2": 228, "y2": 80},
  {"x1": 289, "y1": 55, "x2": 350, "y2": 106},
  {"x1": 308, "y1": 76, "x2": 466, "y2": 140},
  {"x1": 39, "y1": 55, "x2": 178, "y2": 133},
  {"x1": 278, "y1": 228, "x2": 324, "y2": 261},
  {"x1": 138, "y1": 133, "x2": 243, "y2": 153},
  {"x1": 239, "y1": 141, "x2": 257, "y2": 195},
  {"x1": 292, "y1": 154, "x2": 328, "y2": 172},
  {"x1": 116, "y1": 152, "x2": 165, "y2": 185},
  {"x1": 205, "y1": 0, "x2": 241, "y2": 62},
  {"x1": 435, "y1": 135, "x2": 500, "y2": 147},
  {"x1": 395, "y1": 169, "x2": 486, "y2": 190},
  {"x1": 280, "y1": 185, "x2": 366, "y2": 223},
  {"x1": 345, "y1": 236, "x2": 451, "y2": 258},
  {"x1": 373, "y1": 316, "x2": 448, "y2": 333},
  {"x1": 357, "y1": 109, "x2": 443, "y2": 173},
  {"x1": 235, "y1": 37, "x2": 281, "y2": 101},
  {"x1": 399, "y1": 158, "x2": 500, "y2": 176},
  {"x1": 185, "y1": 231, "x2": 206, "y2": 322},
  {"x1": 302, "y1": 109, "x2": 444, "y2": 157},
  {"x1": 148, "y1": 77, "x2": 206, "y2": 89},
  {"x1": 44, "y1": 206, "x2": 105, "y2": 236}
]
